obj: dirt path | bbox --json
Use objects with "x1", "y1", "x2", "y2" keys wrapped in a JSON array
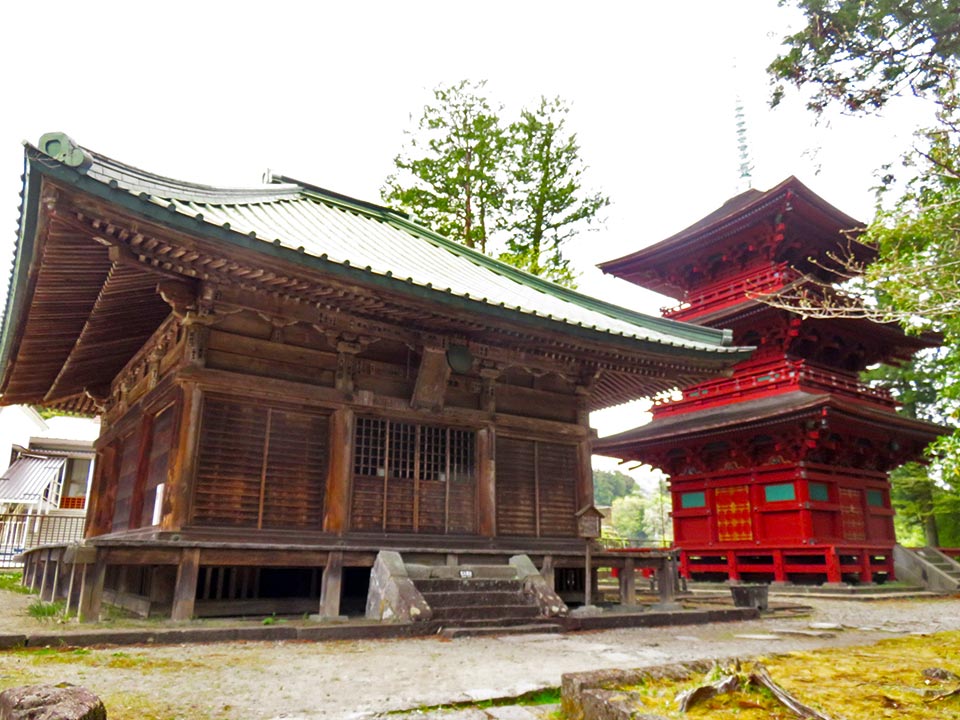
[{"x1": 2, "y1": 593, "x2": 960, "y2": 719}]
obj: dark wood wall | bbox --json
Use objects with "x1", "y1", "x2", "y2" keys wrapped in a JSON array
[{"x1": 88, "y1": 291, "x2": 588, "y2": 544}]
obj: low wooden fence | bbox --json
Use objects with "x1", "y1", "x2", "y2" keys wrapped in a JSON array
[{"x1": 0, "y1": 513, "x2": 86, "y2": 568}]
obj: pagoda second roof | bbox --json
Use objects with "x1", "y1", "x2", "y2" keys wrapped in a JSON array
[{"x1": 598, "y1": 176, "x2": 866, "y2": 297}]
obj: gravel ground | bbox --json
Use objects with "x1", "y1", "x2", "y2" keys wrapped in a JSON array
[{"x1": 2, "y1": 590, "x2": 960, "y2": 719}]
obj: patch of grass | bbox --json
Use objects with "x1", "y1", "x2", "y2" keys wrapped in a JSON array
[
  {"x1": 0, "y1": 572, "x2": 32, "y2": 594},
  {"x1": 605, "y1": 632, "x2": 960, "y2": 719},
  {"x1": 100, "y1": 690, "x2": 219, "y2": 720},
  {"x1": 26, "y1": 600, "x2": 64, "y2": 620}
]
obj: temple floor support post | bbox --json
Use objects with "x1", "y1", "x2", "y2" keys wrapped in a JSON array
[
  {"x1": 171, "y1": 548, "x2": 200, "y2": 621},
  {"x1": 825, "y1": 547, "x2": 842, "y2": 584},
  {"x1": 773, "y1": 550, "x2": 787, "y2": 583},
  {"x1": 38, "y1": 549, "x2": 52, "y2": 601},
  {"x1": 653, "y1": 552, "x2": 681, "y2": 610},
  {"x1": 319, "y1": 550, "x2": 343, "y2": 618},
  {"x1": 78, "y1": 552, "x2": 106, "y2": 623},
  {"x1": 860, "y1": 550, "x2": 873, "y2": 583},
  {"x1": 619, "y1": 557, "x2": 636, "y2": 606}
]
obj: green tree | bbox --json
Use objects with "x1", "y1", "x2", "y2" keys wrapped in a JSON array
[
  {"x1": 383, "y1": 80, "x2": 506, "y2": 253},
  {"x1": 770, "y1": 0, "x2": 960, "y2": 113},
  {"x1": 384, "y1": 82, "x2": 607, "y2": 287},
  {"x1": 593, "y1": 469, "x2": 637, "y2": 506},
  {"x1": 641, "y1": 478, "x2": 673, "y2": 546},
  {"x1": 610, "y1": 494, "x2": 648, "y2": 543},
  {"x1": 864, "y1": 351, "x2": 957, "y2": 546},
  {"x1": 770, "y1": 3, "x2": 960, "y2": 521},
  {"x1": 501, "y1": 96, "x2": 610, "y2": 286}
]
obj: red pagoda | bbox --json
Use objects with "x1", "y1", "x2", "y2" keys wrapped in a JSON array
[{"x1": 595, "y1": 177, "x2": 941, "y2": 584}]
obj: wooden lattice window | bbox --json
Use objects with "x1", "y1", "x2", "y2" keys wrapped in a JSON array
[{"x1": 350, "y1": 417, "x2": 476, "y2": 534}]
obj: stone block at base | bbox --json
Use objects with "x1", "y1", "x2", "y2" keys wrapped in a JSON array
[{"x1": 0, "y1": 684, "x2": 105, "y2": 720}]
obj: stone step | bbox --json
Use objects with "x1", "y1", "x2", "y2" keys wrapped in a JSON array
[
  {"x1": 439, "y1": 622, "x2": 562, "y2": 639},
  {"x1": 430, "y1": 604, "x2": 541, "y2": 622},
  {"x1": 414, "y1": 577, "x2": 524, "y2": 593},
  {"x1": 419, "y1": 590, "x2": 528, "y2": 608}
]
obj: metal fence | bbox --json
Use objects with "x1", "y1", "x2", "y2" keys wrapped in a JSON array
[{"x1": 0, "y1": 513, "x2": 86, "y2": 568}]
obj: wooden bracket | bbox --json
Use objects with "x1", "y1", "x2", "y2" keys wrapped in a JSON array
[{"x1": 410, "y1": 346, "x2": 451, "y2": 411}]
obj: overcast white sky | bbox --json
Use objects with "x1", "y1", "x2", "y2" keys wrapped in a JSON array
[{"x1": 0, "y1": 1, "x2": 934, "y2": 480}]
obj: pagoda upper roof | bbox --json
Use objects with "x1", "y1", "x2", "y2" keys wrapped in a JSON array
[
  {"x1": 598, "y1": 176, "x2": 869, "y2": 298},
  {"x1": 0, "y1": 133, "x2": 755, "y2": 413}
]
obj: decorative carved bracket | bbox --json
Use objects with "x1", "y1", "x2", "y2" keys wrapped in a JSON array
[{"x1": 410, "y1": 346, "x2": 451, "y2": 411}]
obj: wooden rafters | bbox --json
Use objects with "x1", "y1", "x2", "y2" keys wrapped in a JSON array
[
  {"x1": 44, "y1": 260, "x2": 173, "y2": 405},
  {"x1": 0, "y1": 212, "x2": 113, "y2": 405}
]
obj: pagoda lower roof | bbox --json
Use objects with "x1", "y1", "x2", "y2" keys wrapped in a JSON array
[{"x1": 593, "y1": 389, "x2": 943, "y2": 458}]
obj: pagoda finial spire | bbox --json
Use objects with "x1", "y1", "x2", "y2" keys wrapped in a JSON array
[{"x1": 735, "y1": 95, "x2": 754, "y2": 193}]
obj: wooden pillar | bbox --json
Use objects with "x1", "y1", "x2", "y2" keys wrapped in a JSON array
[
  {"x1": 619, "y1": 557, "x2": 637, "y2": 606},
  {"x1": 319, "y1": 550, "x2": 343, "y2": 618},
  {"x1": 825, "y1": 546, "x2": 842, "y2": 583},
  {"x1": 773, "y1": 549, "x2": 787, "y2": 583},
  {"x1": 727, "y1": 551, "x2": 741, "y2": 582},
  {"x1": 477, "y1": 426, "x2": 496, "y2": 537},
  {"x1": 64, "y1": 556, "x2": 78, "y2": 618},
  {"x1": 78, "y1": 552, "x2": 107, "y2": 623},
  {"x1": 27, "y1": 550, "x2": 40, "y2": 592},
  {"x1": 38, "y1": 548, "x2": 51, "y2": 601},
  {"x1": 171, "y1": 548, "x2": 200, "y2": 621},
  {"x1": 162, "y1": 384, "x2": 202, "y2": 532},
  {"x1": 860, "y1": 549, "x2": 873, "y2": 583},
  {"x1": 50, "y1": 547, "x2": 64, "y2": 602},
  {"x1": 85, "y1": 445, "x2": 118, "y2": 539},
  {"x1": 323, "y1": 408, "x2": 354, "y2": 535},
  {"x1": 575, "y1": 386, "x2": 595, "y2": 510},
  {"x1": 658, "y1": 553, "x2": 676, "y2": 605}
]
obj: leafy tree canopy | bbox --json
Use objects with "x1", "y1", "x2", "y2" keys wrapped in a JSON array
[
  {"x1": 770, "y1": 0, "x2": 960, "y2": 113},
  {"x1": 593, "y1": 469, "x2": 637, "y2": 506},
  {"x1": 383, "y1": 81, "x2": 608, "y2": 287},
  {"x1": 771, "y1": 2, "x2": 960, "y2": 538}
]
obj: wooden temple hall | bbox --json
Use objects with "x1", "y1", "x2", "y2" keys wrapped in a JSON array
[{"x1": 0, "y1": 133, "x2": 752, "y2": 622}]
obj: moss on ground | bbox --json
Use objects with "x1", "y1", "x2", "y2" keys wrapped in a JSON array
[{"x1": 613, "y1": 631, "x2": 960, "y2": 719}]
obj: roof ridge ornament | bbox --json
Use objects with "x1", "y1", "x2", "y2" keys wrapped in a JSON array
[{"x1": 37, "y1": 132, "x2": 93, "y2": 173}]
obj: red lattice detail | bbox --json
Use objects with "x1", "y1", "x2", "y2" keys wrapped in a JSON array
[
  {"x1": 839, "y1": 488, "x2": 866, "y2": 540},
  {"x1": 715, "y1": 486, "x2": 753, "y2": 542},
  {"x1": 59, "y1": 496, "x2": 86, "y2": 510}
]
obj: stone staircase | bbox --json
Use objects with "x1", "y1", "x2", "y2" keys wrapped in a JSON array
[
  {"x1": 414, "y1": 574, "x2": 561, "y2": 638},
  {"x1": 365, "y1": 551, "x2": 567, "y2": 638},
  {"x1": 893, "y1": 544, "x2": 960, "y2": 593}
]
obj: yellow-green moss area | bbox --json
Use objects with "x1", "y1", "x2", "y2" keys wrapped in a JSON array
[{"x1": 614, "y1": 631, "x2": 960, "y2": 719}]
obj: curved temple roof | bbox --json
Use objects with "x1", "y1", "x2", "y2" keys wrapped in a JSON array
[{"x1": 0, "y1": 134, "x2": 755, "y2": 412}]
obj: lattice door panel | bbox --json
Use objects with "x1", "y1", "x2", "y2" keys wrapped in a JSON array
[
  {"x1": 715, "y1": 485, "x2": 753, "y2": 542},
  {"x1": 839, "y1": 487, "x2": 866, "y2": 540}
]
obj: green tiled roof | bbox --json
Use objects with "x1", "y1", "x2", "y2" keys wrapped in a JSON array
[{"x1": 18, "y1": 140, "x2": 745, "y2": 357}]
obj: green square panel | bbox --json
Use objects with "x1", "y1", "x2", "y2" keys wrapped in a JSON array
[
  {"x1": 681, "y1": 491, "x2": 706, "y2": 509},
  {"x1": 809, "y1": 482, "x2": 830, "y2": 502},
  {"x1": 866, "y1": 489, "x2": 885, "y2": 507},
  {"x1": 764, "y1": 483, "x2": 795, "y2": 502}
]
